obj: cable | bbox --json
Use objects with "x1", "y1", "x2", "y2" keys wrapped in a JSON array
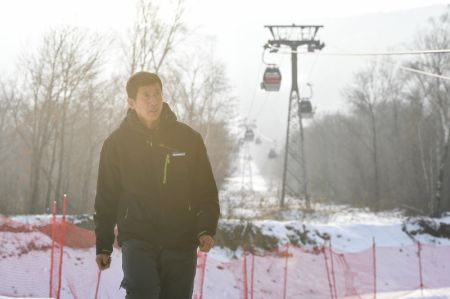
[
  {"x1": 287, "y1": 42, "x2": 450, "y2": 81},
  {"x1": 396, "y1": 64, "x2": 450, "y2": 81},
  {"x1": 312, "y1": 49, "x2": 450, "y2": 56},
  {"x1": 266, "y1": 43, "x2": 450, "y2": 56},
  {"x1": 305, "y1": 53, "x2": 320, "y2": 83},
  {"x1": 255, "y1": 128, "x2": 276, "y2": 143},
  {"x1": 320, "y1": 43, "x2": 450, "y2": 81},
  {"x1": 262, "y1": 47, "x2": 278, "y2": 66},
  {"x1": 254, "y1": 91, "x2": 270, "y2": 121},
  {"x1": 245, "y1": 62, "x2": 263, "y2": 120}
]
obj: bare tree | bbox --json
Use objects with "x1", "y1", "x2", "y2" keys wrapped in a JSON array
[
  {"x1": 76, "y1": 76, "x2": 125, "y2": 212},
  {"x1": 14, "y1": 27, "x2": 105, "y2": 213},
  {"x1": 0, "y1": 78, "x2": 26, "y2": 213},
  {"x1": 125, "y1": 0, "x2": 187, "y2": 75},
  {"x1": 164, "y1": 51, "x2": 237, "y2": 186},
  {"x1": 0, "y1": 79, "x2": 19, "y2": 165},
  {"x1": 0, "y1": 0, "x2": 237, "y2": 215},
  {"x1": 343, "y1": 60, "x2": 392, "y2": 210},
  {"x1": 408, "y1": 8, "x2": 450, "y2": 214}
]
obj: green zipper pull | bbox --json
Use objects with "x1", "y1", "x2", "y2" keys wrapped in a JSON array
[{"x1": 163, "y1": 154, "x2": 171, "y2": 184}]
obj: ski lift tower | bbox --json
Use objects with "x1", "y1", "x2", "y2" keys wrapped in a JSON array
[
  {"x1": 263, "y1": 24, "x2": 324, "y2": 209},
  {"x1": 238, "y1": 121, "x2": 257, "y2": 194}
]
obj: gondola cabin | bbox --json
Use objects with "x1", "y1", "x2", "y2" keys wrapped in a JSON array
[
  {"x1": 261, "y1": 67, "x2": 282, "y2": 91},
  {"x1": 300, "y1": 100, "x2": 313, "y2": 119},
  {"x1": 268, "y1": 149, "x2": 277, "y2": 159},
  {"x1": 238, "y1": 138, "x2": 245, "y2": 147},
  {"x1": 244, "y1": 128, "x2": 255, "y2": 142}
]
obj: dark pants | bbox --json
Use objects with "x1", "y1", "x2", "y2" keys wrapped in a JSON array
[{"x1": 120, "y1": 239, "x2": 197, "y2": 299}]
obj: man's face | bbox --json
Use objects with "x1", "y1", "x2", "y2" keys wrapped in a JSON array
[{"x1": 128, "y1": 83, "x2": 163, "y2": 128}]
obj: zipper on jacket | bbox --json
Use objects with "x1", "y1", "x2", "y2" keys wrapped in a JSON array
[
  {"x1": 124, "y1": 207, "x2": 129, "y2": 219},
  {"x1": 162, "y1": 153, "x2": 171, "y2": 184},
  {"x1": 188, "y1": 200, "x2": 192, "y2": 212},
  {"x1": 146, "y1": 135, "x2": 153, "y2": 147}
]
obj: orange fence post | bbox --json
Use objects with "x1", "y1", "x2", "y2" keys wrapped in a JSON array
[
  {"x1": 322, "y1": 245, "x2": 336, "y2": 299},
  {"x1": 94, "y1": 270, "x2": 101, "y2": 299},
  {"x1": 199, "y1": 252, "x2": 207, "y2": 299},
  {"x1": 282, "y1": 243, "x2": 289, "y2": 299},
  {"x1": 49, "y1": 200, "x2": 57, "y2": 298},
  {"x1": 57, "y1": 194, "x2": 68, "y2": 299},
  {"x1": 417, "y1": 241, "x2": 424, "y2": 296},
  {"x1": 329, "y1": 240, "x2": 338, "y2": 299},
  {"x1": 250, "y1": 248, "x2": 255, "y2": 299},
  {"x1": 243, "y1": 250, "x2": 248, "y2": 299},
  {"x1": 372, "y1": 237, "x2": 377, "y2": 299}
]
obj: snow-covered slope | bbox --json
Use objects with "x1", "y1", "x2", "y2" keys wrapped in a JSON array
[
  {"x1": 3, "y1": 153, "x2": 450, "y2": 298},
  {"x1": 1, "y1": 211, "x2": 450, "y2": 299}
]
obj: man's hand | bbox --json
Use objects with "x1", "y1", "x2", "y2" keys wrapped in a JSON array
[
  {"x1": 96, "y1": 253, "x2": 111, "y2": 271},
  {"x1": 198, "y1": 234, "x2": 214, "y2": 253}
]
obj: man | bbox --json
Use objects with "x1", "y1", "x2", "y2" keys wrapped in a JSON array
[{"x1": 94, "y1": 71, "x2": 220, "y2": 299}]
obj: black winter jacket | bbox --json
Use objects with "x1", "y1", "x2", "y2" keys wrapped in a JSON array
[{"x1": 94, "y1": 103, "x2": 220, "y2": 255}]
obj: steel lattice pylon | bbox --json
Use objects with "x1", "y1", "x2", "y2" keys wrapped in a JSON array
[
  {"x1": 240, "y1": 141, "x2": 254, "y2": 193},
  {"x1": 263, "y1": 25, "x2": 325, "y2": 208},
  {"x1": 284, "y1": 91, "x2": 304, "y2": 198}
]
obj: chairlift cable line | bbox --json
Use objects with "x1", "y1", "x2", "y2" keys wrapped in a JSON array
[
  {"x1": 246, "y1": 41, "x2": 278, "y2": 121},
  {"x1": 266, "y1": 44, "x2": 450, "y2": 56},
  {"x1": 255, "y1": 128, "x2": 276, "y2": 143},
  {"x1": 305, "y1": 52, "x2": 320, "y2": 83},
  {"x1": 246, "y1": 62, "x2": 263, "y2": 121},
  {"x1": 318, "y1": 43, "x2": 450, "y2": 81},
  {"x1": 396, "y1": 64, "x2": 450, "y2": 81},
  {"x1": 254, "y1": 91, "x2": 270, "y2": 121}
]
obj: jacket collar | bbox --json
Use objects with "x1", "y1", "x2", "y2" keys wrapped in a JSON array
[{"x1": 121, "y1": 102, "x2": 177, "y2": 135}]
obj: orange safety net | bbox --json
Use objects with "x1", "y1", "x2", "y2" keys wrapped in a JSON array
[{"x1": 1, "y1": 215, "x2": 450, "y2": 299}]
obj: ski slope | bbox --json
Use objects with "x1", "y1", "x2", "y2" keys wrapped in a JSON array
[{"x1": 2, "y1": 156, "x2": 450, "y2": 298}]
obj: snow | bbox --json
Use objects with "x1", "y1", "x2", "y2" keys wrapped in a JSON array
[
  {"x1": 364, "y1": 288, "x2": 450, "y2": 299},
  {"x1": 7, "y1": 214, "x2": 92, "y2": 226},
  {"x1": 2, "y1": 212, "x2": 450, "y2": 298},
  {"x1": 2, "y1": 161, "x2": 450, "y2": 298}
]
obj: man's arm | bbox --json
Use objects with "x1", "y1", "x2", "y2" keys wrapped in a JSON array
[
  {"x1": 94, "y1": 137, "x2": 120, "y2": 258},
  {"x1": 192, "y1": 133, "x2": 220, "y2": 251}
]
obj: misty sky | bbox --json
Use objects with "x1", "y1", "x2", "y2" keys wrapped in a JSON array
[{"x1": 0, "y1": 0, "x2": 449, "y2": 146}]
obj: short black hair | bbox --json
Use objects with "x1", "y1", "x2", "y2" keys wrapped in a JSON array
[{"x1": 126, "y1": 71, "x2": 163, "y2": 99}]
